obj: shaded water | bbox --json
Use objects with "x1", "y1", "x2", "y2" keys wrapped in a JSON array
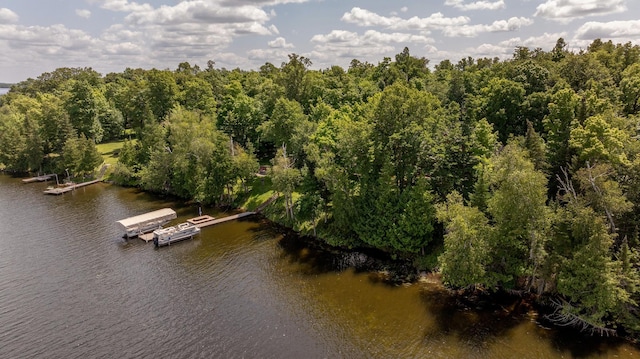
[{"x1": 0, "y1": 174, "x2": 638, "y2": 358}]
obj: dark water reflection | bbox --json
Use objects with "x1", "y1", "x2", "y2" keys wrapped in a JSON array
[{"x1": 0, "y1": 174, "x2": 638, "y2": 358}]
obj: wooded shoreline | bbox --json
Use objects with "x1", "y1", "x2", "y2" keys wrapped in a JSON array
[{"x1": 3, "y1": 38, "x2": 640, "y2": 338}]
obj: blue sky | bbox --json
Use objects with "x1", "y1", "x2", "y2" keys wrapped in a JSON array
[{"x1": 1, "y1": 0, "x2": 639, "y2": 83}]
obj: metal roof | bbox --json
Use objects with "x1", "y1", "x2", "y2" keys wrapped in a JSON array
[{"x1": 116, "y1": 208, "x2": 177, "y2": 229}]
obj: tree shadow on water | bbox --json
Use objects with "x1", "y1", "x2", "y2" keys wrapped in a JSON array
[
  {"x1": 420, "y1": 287, "x2": 536, "y2": 355},
  {"x1": 420, "y1": 287, "x2": 635, "y2": 358},
  {"x1": 275, "y1": 232, "x2": 348, "y2": 275},
  {"x1": 274, "y1": 231, "x2": 415, "y2": 282},
  {"x1": 533, "y1": 308, "x2": 634, "y2": 358}
]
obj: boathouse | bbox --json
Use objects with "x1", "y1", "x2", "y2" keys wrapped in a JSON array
[{"x1": 116, "y1": 208, "x2": 177, "y2": 238}]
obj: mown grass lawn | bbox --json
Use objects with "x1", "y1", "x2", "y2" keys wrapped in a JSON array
[
  {"x1": 96, "y1": 140, "x2": 129, "y2": 165},
  {"x1": 237, "y1": 176, "x2": 276, "y2": 211}
]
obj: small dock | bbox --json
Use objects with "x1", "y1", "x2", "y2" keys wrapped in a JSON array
[
  {"x1": 43, "y1": 179, "x2": 101, "y2": 195},
  {"x1": 22, "y1": 174, "x2": 54, "y2": 183},
  {"x1": 139, "y1": 232, "x2": 155, "y2": 243}
]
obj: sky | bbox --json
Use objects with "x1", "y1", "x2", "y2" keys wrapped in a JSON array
[{"x1": 1, "y1": 0, "x2": 640, "y2": 83}]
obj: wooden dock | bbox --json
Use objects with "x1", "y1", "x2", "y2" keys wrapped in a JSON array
[
  {"x1": 22, "y1": 174, "x2": 54, "y2": 183},
  {"x1": 139, "y1": 232, "x2": 155, "y2": 243},
  {"x1": 43, "y1": 179, "x2": 101, "y2": 195},
  {"x1": 136, "y1": 212, "x2": 256, "y2": 243},
  {"x1": 188, "y1": 212, "x2": 256, "y2": 229}
]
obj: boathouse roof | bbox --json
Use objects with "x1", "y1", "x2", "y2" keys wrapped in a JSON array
[{"x1": 116, "y1": 208, "x2": 177, "y2": 230}]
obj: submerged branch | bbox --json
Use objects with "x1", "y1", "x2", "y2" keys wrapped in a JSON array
[{"x1": 544, "y1": 298, "x2": 617, "y2": 337}]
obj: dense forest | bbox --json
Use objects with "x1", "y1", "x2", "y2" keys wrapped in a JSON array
[{"x1": 3, "y1": 37, "x2": 640, "y2": 337}]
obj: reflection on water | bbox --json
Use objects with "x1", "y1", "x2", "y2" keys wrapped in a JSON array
[{"x1": 0, "y1": 174, "x2": 638, "y2": 358}]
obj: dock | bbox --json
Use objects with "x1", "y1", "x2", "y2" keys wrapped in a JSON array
[
  {"x1": 136, "y1": 212, "x2": 256, "y2": 243},
  {"x1": 22, "y1": 174, "x2": 54, "y2": 183},
  {"x1": 188, "y1": 212, "x2": 256, "y2": 229},
  {"x1": 139, "y1": 232, "x2": 155, "y2": 242},
  {"x1": 43, "y1": 179, "x2": 101, "y2": 195}
]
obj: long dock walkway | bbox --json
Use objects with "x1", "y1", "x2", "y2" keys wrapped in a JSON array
[
  {"x1": 137, "y1": 212, "x2": 257, "y2": 243},
  {"x1": 187, "y1": 212, "x2": 256, "y2": 229},
  {"x1": 43, "y1": 179, "x2": 101, "y2": 195}
]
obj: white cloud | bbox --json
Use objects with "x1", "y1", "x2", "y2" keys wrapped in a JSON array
[
  {"x1": 309, "y1": 29, "x2": 434, "y2": 65},
  {"x1": 247, "y1": 48, "x2": 292, "y2": 62},
  {"x1": 574, "y1": 20, "x2": 640, "y2": 40},
  {"x1": 124, "y1": 2, "x2": 271, "y2": 26},
  {"x1": 494, "y1": 32, "x2": 567, "y2": 55},
  {"x1": 342, "y1": 7, "x2": 469, "y2": 30},
  {"x1": 99, "y1": 0, "x2": 153, "y2": 13},
  {"x1": 424, "y1": 32, "x2": 568, "y2": 67},
  {"x1": 219, "y1": 0, "x2": 309, "y2": 5},
  {"x1": 400, "y1": 6, "x2": 408, "y2": 12},
  {"x1": 103, "y1": 41, "x2": 142, "y2": 55},
  {"x1": 500, "y1": 32, "x2": 568, "y2": 49},
  {"x1": 268, "y1": 37, "x2": 294, "y2": 48},
  {"x1": 0, "y1": 8, "x2": 19, "y2": 24},
  {"x1": 443, "y1": 17, "x2": 533, "y2": 37},
  {"x1": 535, "y1": 0, "x2": 626, "y2": 23},
  {"x1": 76, "y1": 9, "x2": 92, "y2": 19},
  {"x1": 0, "y1": 22, "x2": 102, "y2": 79},
  {"x1": 444, "y1": 0, "x2": 506, "y2": 11},
  {"x1": 311, "y1": 29, "x2": 433, "y2": 46}
]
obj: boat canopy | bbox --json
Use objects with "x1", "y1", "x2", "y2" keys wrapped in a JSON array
[{"x1": 116, "y1": 208, "x2": 177, "y2": 237}]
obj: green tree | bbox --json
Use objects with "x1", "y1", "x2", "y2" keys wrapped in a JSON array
[
  {"x1": 393, "y1": 47, "x2": 429, "y2": 84},
  {"x1": 569, "y1": 112, "x2": 631, "y2": 167},
  {"x1": 36, "y1": 93, "x2": 75, "y2": 154},
  {"x1": 524, "y1": 120, "x2": 549, "y2": 172},
  {"x1": 544, "y1": 88, "x2": 580, "y2": 179},
  {"x1": 620, "y1": 63, "x2": 640, "y2": 114},
  {"x1": 258, "y1": 97, "x2": 310, "y2": 159},
  {"x1": 61, "y1": 135, "x2": 102, "y2": 178},
  {"x1": 233, "y1": 144, "x2": 259, "y2": 193},
  {"x1": 471, "y1": 77, "x2": 526, "y2": 142},
  {"x1": 179, "y1": 76, "x2": 216, "y2": 115},
  {"x1": 271, "y1": 145, "x2": 302, "y2": 220},
  {"x1": 65, "y1": 80, "x2": 105, "y2": 142},
  {"x1": 551, "y1": 202, "x2": 629, "y2": 334},
  {"x1": 280, "y1": 54, "x2": 311, "y2": 102},
  {"x1": 146, "y1": 69, "x2": 178, "y2": 120},
  {"x1": 0, "y1": 104, "x2": 28, "y2": 171},
  {"x1": 389, "y1": 177, "x2": 436, "y2": 254},
  {"x1": 437, "y1": 192, "x2": 492, "y2": 288},
  {"x1": 486, "y1": 143, "x2": 550, "y2": 288},
  {"x1": 217, "y1": 81, "x2": 263, "y2": 147}
]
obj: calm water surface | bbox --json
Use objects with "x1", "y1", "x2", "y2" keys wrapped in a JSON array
[{"x1": 0, "y1": 174, "x2": 638, "y2": 358}]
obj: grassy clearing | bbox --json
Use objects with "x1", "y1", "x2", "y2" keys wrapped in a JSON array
[
  {"x1": 237, "y1": 176, "x2": 276, "y2": 211},
  {"x1": 96, "y1": 140, "x2": 127, "y2": 166}
]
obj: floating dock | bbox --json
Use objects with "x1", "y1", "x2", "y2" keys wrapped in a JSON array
[
  {"x1": 43, "y1": 179, "x2": 101, "y2": 195},
  {"x1": 22, "y1": 174, "x2": 54, "y2": 183}
]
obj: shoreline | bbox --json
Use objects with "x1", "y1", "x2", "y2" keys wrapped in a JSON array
[{"x1": 8, "y1": 171, "x2": 640, "y2": 344}]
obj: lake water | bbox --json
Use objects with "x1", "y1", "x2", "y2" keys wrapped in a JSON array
[
  {"x1": 0, "y1": 174, "x2": 638, "y2": 358},
  {"x1": 0, "y1": 88, "x2": 9, "y2": 96}
]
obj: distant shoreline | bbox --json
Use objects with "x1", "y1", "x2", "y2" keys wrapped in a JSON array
[{"x1": 0, "y1": 83, "x2": 13, "y2": 88}]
